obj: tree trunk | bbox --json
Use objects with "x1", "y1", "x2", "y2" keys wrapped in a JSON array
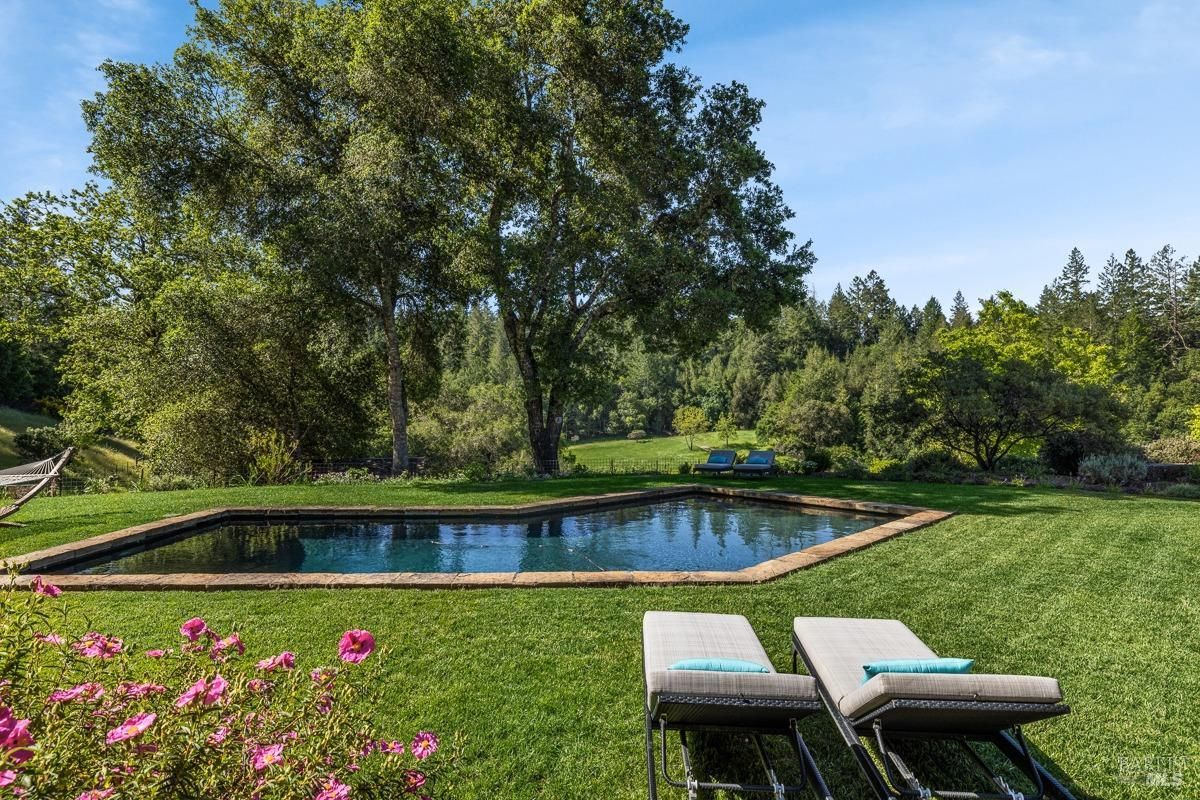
[
  {"x1": 503, "y1": 312, "x2": 563, "y2": 475},
  {"x1": 381, "y1": 313, "x2": 409, "y2": 476}
]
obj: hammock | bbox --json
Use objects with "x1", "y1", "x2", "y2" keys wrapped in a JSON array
[{"x1": 0, "y1": 448, "x2": 74, "y2": 525}]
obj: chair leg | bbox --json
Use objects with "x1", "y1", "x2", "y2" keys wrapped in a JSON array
[{"x1": 645, "y1": 710, "x2": 658, "y2": 800}]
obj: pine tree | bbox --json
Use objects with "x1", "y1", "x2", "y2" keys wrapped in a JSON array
[
  {"x1": 846, "y1": 270, "x2": 900, "y2": 345},
  {"x1": 918, "y1": 296, "x2": 946, "y2": 338},
  {"x1": 1148, "y1": 244, "x2": 1191, "y2": 360},
  {"x1": 949, "y1": 291, "x2": 973, "y2": 328},
  {"x1": 1040, "y1": 247, "x2": 1097, "y2": 333}
]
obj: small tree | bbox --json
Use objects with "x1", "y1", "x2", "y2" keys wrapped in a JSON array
[
  {"x1": 715, "y1": 412, "x2": 737, "y2": 446},
  {"x1": 673, "y1": 406, "x2": 709, "y2": 451}
]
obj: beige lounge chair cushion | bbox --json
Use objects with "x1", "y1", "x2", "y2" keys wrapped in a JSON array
[
  {"x1": 644, "y1": 611, "x2": 817, "y2": 718},
  {"x1": 793, "y1": 616, "x2": 1062, "y2": 718},
  {"x1": 839, "y1": 672, "x2": 1063, "y2": 718}
]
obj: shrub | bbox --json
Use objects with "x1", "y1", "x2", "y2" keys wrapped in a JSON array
[
  {"x1": 1078, "y1": 453, "x2": 1148, "y2": 486},
  {"x1": 802, "y1": 448, "x2": 832, "y2": 473},
  {"x1": 0, "y1": 575, "x2": 445, "y2": 798},
  {"x1": 826, "y1": 446, "x2": 865, "y2": 479},
  {"x1": 83, "y1": 475, "x2": 124, "y2": 494},
  {"x1": 459, "y1": 462, "x2": 492, "y2": 482},
  {"x1": 246, "y1": 430, "x2": 309, "y2": 485},
  {"x1": 995, "y1": 455, "x2": 1048, "y2": 479},
  {"x1": 1158, "y1": 483, "x2": 1200, "y2": 499},
  {"x1": 677, "y1": 462, "x2": 692, "y2": 475},
  {"x1": 774, "y1": 455, "x2": 801, "y2": 475},
  {"x1": 905, "y1": 449, "x2": 964, "y2": 479},
  {"x1": 313, "y1": 467, "x2": 379, "y2": 485},
  {"x1": 799, "y1": 460, "x2": 820, "y2": 475},
  {"x1": 1039, "y1": 429, "x2": 1126, "y2": 475},
  {"x1": 868, "y1": 458, "x2": 909, "y2": 482},
  {"x1": 626, "y1": 430, "x2": 648, "y2": 441},
  {"x1": 13, "y1": 426, "x2": 70, "y2": 460},
  {"x1": 1143, "y1": 436, "x2": 1200, "y2": 464}
]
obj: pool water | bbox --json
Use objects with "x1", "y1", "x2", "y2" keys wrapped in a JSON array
[{"x1": 59, "y1": 497, "x2": 886, "y2": 575}]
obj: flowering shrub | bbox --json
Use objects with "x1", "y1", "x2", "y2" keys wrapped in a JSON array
[{"x1": 0, "y1": 576, "x2": 442, "y2": 799}]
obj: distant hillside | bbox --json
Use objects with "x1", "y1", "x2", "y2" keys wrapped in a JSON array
[{"x1": 0, "y1": 407, "x2": 144, "y2": 478}]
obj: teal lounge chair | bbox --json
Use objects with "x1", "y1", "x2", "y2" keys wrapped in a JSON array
[
  {"x1": 693, "y1": 449, "x2": 736, "y2": 475},
  {"x1": 733, "y1": 450, "x2": 776, "y2": 477}
]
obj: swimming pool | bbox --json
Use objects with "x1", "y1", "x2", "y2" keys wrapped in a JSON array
[{"x1": 57, "y1": 495, "x2": 886, "y2": 575}]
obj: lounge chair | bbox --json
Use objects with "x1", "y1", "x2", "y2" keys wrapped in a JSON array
[
  {"x1": 693, "y1": 449, "x2": 736, "y2": 475},
  {"x1": 643, "y1": 611, "x2": 833, "y2": 799},
  {"x1": 733, "y1": 450, "x2": 776, "y2": 477},
  {"x1": 792, "y1": 617, "x2": 1077, "y2": 800}
]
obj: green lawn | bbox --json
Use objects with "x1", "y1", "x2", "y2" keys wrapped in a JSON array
[
  {"x1": 567, "y1": 429, "x2": 758, "y2": 464},
  {"x1": 5, "y1": 476, "x2": 1197, "y2": 798},
  {"x1": 0, "y1": 406, "x2": 143, "y2": 478}
]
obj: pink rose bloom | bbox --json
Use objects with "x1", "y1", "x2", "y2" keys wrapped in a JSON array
[
  {"x1": 144, "y1": 649, "x2": 167, "y2": 658},
  {"x1": 251, "y1": 743, "x2": 285, "y2": 771},
  {"x1": 31, "y1": 575, "x2": 62, "y2": 597},
  {"x1": 377, "y1": 739, "x2": 404, "y2": 755},
  {"x1": 73, "y1": 632, "x2": 123, "y2": 659},
  {"x1": 0, "y1": 770, "x2": 15, "y2": 787},
  {"x1": 180, "y1": 617, "x2": 211, "y2": 642},
  {"x1": 105, "y1": 712, "x2": 156, "y2": 745},
  {"x1": 76, "y1": 791, "x2": 114, "y2": 800},
  {"x1": 48, "y1": 683, "x2": 105, "y2": 704},
  {"x1": 34, "y1": 632, "x2": 64, "y2": 645},
  {"x1": 256, "y1": 651, "x2": 295, "y2": 672},
  {"x1": 410, "y1": 731, "x2": 439, "y2": 760},
  {"x1": 337, "y1": 630, "x2": 375, "y2": 664},
  {"x1": 314, "y1": 777, "x2": 351, "y2": 800}
]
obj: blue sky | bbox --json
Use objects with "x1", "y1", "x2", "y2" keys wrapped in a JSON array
[{"x1": 2, "y1": 0, "x2": 1198, "y2": 308}]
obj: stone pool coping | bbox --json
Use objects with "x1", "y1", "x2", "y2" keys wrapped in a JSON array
[{"x1": 6, "y1": 485, "x2": 952, "y2": 591}]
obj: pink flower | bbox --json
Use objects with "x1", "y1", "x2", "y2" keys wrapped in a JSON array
[
  {"x1": 377, "y1": 739, "x2": 405, "y2": 755},
  {"x1": 247, "y1": 679, "x2": 272, "y2": 695},
  {"x1": 0, "y1": 770, "x2": 15, "y2": 787},
  {"x1": 48, "y1": 683, "x2": 105, "y2": 704},
  {"x1": 251, "y1": 743, "x2": 285, "y2": 771},
  {"x1": 211, "y1": 633, "x2": 244, "y2": 661},
  {"x1": 310, "y1": 667, "x2": 336, "y2": 686},
  {"x1": 144, "y1": 649, "x2": 167, "y2": 658},
  {"x1": 314, "y1": 776, "x2": 351, "y2": 800},
  {"x1": 337, "y1": 630, "x2": 375, "y2": 664},
  {"x1": 31, "y1": 575, "x2": 62, "y2": 597},
  {"x1": 256, "y1": 651, "x2": 295, "y2": 672},
  {"x1": 207, "y1": 726, "x2": 230, "y2": 746},
  {"x1": 75, "y1": 791, "x2": 114, "y2": 800},
  {"x1": 0, "y1": 706, "x2": 35, "y2": 764},
  {"x1": 410, "y1": 731, "x2": 439, "y2": 760},
  {"x1": 116, "y1": 681, "x2": 166, "y2": 698},
  {"x1": 402, "y1": 770, "x2": 426, "y2": 791},
  {"x1": 73, "y1": 632, "x2": 123, "y2": 659},
  {"x1": 105, "y1": 712, "x2": 156, "y2": 745},
  {"x1": 180, "y1": 617, "x2": 211, "y2": 642},
  {"x1": 33, "y1": 632, "x2": 64, "y2": 645},
  {"x1": 205, "y1": 674, "x2": 229, "y2": 704}
]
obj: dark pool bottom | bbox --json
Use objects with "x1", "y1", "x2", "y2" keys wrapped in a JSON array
[{"x1": 57, "y1": 496, "x2": 888, "y2": 575}]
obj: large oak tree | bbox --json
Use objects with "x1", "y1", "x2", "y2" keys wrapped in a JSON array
[
  {"x1": 456, "y1": 0, "x2": 813, "y2": 471},
  {"x1": 83, "y1": 0, "x2": 473, "y2": 473}
]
